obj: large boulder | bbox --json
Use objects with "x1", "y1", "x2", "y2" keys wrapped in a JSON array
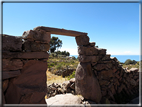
[
  {"x1": 75, "y1": 62, "x2": 102, "y2": 103},
  {"x1": 46, "y1": 93, "x2": 83, "y2": 106},
  {"x1": 5, "y1": 60, "x2": 47, "y2": 104},
  {"x1": 2, "y1": 34, "x2": 22, "y2": 51}
]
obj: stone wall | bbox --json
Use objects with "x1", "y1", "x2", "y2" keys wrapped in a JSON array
[
  {"x1": 2, "y1": 26, "x2": 140, "y2": 104},
  {"x1": 75, "y1": 35, "x2": 139, "y2": 104},
  {"x1": 2, "y1": 29, "x2": 50, "y2": 104}
]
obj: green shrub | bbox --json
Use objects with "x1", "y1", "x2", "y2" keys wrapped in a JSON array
[
  {"x1": 67, "y1": 71, "x2": 75, "y2": 80},
  {"x1": 124, "y1": 59, "x2": 133, "y2": 65}
]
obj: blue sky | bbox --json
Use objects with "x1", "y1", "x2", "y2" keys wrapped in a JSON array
[{"x1": 2, "y1": 2, "x2": 140, "y2": 55}]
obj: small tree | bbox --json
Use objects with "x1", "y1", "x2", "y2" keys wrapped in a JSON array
[
  {"x1": 50, "y1": 36, "x2": 62, "y2": 53},
  {"x1": 124, "y1": 59, "x2": 133, "y2": 65}
]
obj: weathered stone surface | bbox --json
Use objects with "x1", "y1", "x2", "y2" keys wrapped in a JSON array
[
  {"x1": 2, "y1": 34, "x2": 22, "y2": 51},
  {"x1": 46, "y1": 94, "x2": 83, "y2": 106},
  {"x1": 97, "y1": 48, "x2": 106, "y2": 55},
  {"x1": 93, "y1": 64, "x2": 107, "y2": 71},
  {"x1": 70, "y1": 78, "x2": 75, "y2": 83},
  {"x1": 129, "y1": 68, "x2": 139, "y2": 72},
  {"x1": 22, "y1": 30, "x2": 51, "y2": 43},
  {"x1": 2, "y1": 70, "x2": 21, "y2": 80},
  {"x1": 78, "y1": 55, "x2": 91, "y2": 62},
  {"x1": 5, "y1": 60, "x2": 47, "y2": 104},
  {"x1": 75, "y1": 62, "x2": 102, "y2": 103},
  {"x1": 75, "y1": 35, "x2": 89, "y2": 46},
  {"x1": 99, "y1": 80, "x2": 110, "y2": 86},
  {"x1": 98, "y1": 70, "x2": 114, "y2": 79},
  {"x1": 2, "y1": 59, "x2": 23, "y2": 71},
  {"x1": 34, "y1": 26, "x2": 87, "y2": 37},
  {"x1": 3, "y1": 79, "x2": 9, "y2": 92},
  {"x1": 102, "y1": 54, "x2": 110, "y2": 60},
  {"x1": 78, "y1": 55, "x2": 100, "y2": 63},
  {"x1": 130, "y1": 79, "x2": 137, "y2": 86},
  {"x1": 2, "y1": 51, "x2": 49, "y2": 59},
  {"x1": 89, "y1": 42, "x2": 95, "y2": 47},
  {"x1": 23, "y1": 41, "x2": 50, "y2": 52},
  {"x1": 78, "y1": 46, "x2": 98, "y2": 55}
]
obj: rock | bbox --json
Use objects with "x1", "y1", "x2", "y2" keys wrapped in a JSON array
[
  {"x1": 2, "y1": 51, "x2": 49, "y2": 59},
  {"x1": 78, "y1": 46, "x2": 98, "y2": 55},
  {"x1": 2, "y1": 59, "x2": 23, "y2": 71},
  {"x1": 2, "y1": 70, "x2": 21, "y2": 80},
  {"x1": 97, "y1": 48, "x2": 106, "y2": 55},
  {"x1": 70, "y1": 83, "x2": 75, "y2": 90},
  {"x1": 110, "y1": 57, "x2": 118, "y2": 62},
  {"x1": 69, "y1": 78, "x2": 75, "y2": 83},
  {"x1": 62, "y1": 81, "x2": 71, "y2": 90},
  {"x1": 89, "y1": 42, "x2": 96, "y2": 47},
  {"x1": 46, "y1": 93, "x2": 83, "y2": 106},
  {"x1": 129, "y1": 68, "x2": 139, "y2": 72},
  {"x1": 75, "y1": 62, "x2": 102, "y2": 103},
  {"x1": 78, "y1": 55, "x2": 91, "y2": 62},
  {"x1": 2, "y1": 34, "x2": 22, "y2": 51},
  {"x1": 102, "y1": 54, "x2": 110, "y2": 60},
  {"x1": 3, "y1": 79, "x2": 9, "y2": 92},
  {"x1": 75, "y1": 35, "x2": 89, "y2": 46},
  {"x1": 5, "y1": 60, "x2": 47, "y2": 104},
  {"x1": 23, "y1": 40, "x2": 50, "y2": 52},
  {"x1": 98, "y1": 70, "x2": 114, "y2": 79},
  {"x1": 93, "y1": 64, "x2": 107, "y2": 71},
  {"x1": 130, "y1": 79, "x2": 137, "y2": 86},
  {"x1": 78, "y1": 55, "x2": 100, "y2": 63},
  {"x1": 99, "y1": 80, "x2": 110, "y2": 86},
  {"x1": 22, "y1": 30, "x2": 51, "y2": 43}
]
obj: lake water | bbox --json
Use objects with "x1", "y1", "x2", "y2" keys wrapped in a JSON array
[{"x1": 70, "y1": 55, "x2": 141, "y2": 63}]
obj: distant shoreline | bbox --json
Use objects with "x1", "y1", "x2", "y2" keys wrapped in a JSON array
[{"x1": 70, "y1": 55, "x2": 140, "y2": 63}]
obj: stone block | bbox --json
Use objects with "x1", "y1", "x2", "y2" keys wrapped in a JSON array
[
  {"x1": 97, "y1": 48, "x2": 106, "y2": 55},
  {"x1": 75, "y1": 62, "x2": 102, "y2": 103},
  {"x1": 89, "y1": 42, "x2": 96, "y2": 47},
  {"x1": 3, "y1": 79, "x2": 9, "y2": 92},
  {"x1": 2, "y1": 34, "x2": 22, "y2": 51},
  {"x1": 78, "y1": 55, "x2": 91, "y2": 62},
  {"x1": 22, "y1": 30, "x2": 51, "y2": 43},
  {"x1": 2, "y1": 70, "x2": 21, "y2": 80},
  {"x1": 2, "y1": 51, "x2": 49, "y2": 59},
  {"x1": 78, "y1": 46, "x2": 98, "y2": 55},
  {"x1": 23, "y1": 41, "x2": 50, "y2": 52},
  {"x1": 93, "y1": 64, "x2": 107, "y2": 71},
  {"x1": 2, "y1": 59, "x2": 23, "y2": 71},
  {"x1": 5, "y1": 60, "x2": 47, "y2": 104},
  {"x1": 75, "y1": 35, "x2": 89, "y2": 46},
  {"x1": 98, "y1": 70, "x2": 114, "y2": 79},
  {"x1": 102, "y1": 54, "x2": 110, "y2": 60}
]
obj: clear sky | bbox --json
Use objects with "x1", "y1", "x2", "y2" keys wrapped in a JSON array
[{"x1": 2, "y1": 2, "x2": 140, "y2": 55}]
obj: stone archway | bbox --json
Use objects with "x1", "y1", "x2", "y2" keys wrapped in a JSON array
[{"x1": 2, "y1": 26, "x2": 139, "y2": 105}]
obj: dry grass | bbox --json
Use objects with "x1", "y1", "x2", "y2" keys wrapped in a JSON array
[{"x1": 46, "y1": 69, "x2": 68, "y2": 85}]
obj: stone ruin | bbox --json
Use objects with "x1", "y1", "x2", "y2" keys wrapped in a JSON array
[{"x1": 2, "y1": 26, "x2": 140, "y2": 104}]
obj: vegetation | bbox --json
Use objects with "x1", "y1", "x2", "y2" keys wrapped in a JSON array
[
  {"x1": 47, "y1": 55, "x2": 78, "y2": 76},
  {"x1": 50, "y1": 36, "x2": 62, "y2": 53}
]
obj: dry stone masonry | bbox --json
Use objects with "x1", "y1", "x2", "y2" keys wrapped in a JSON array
[
  {"x1": 75, "y1": 34, "x2": 139, "y2": 104},
  {"x1": 2, "y1": 29, "x2": 50, "y2": 104},
  {"x1": 2, "y1": 26, "x2": 140, "y2": 104}
]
